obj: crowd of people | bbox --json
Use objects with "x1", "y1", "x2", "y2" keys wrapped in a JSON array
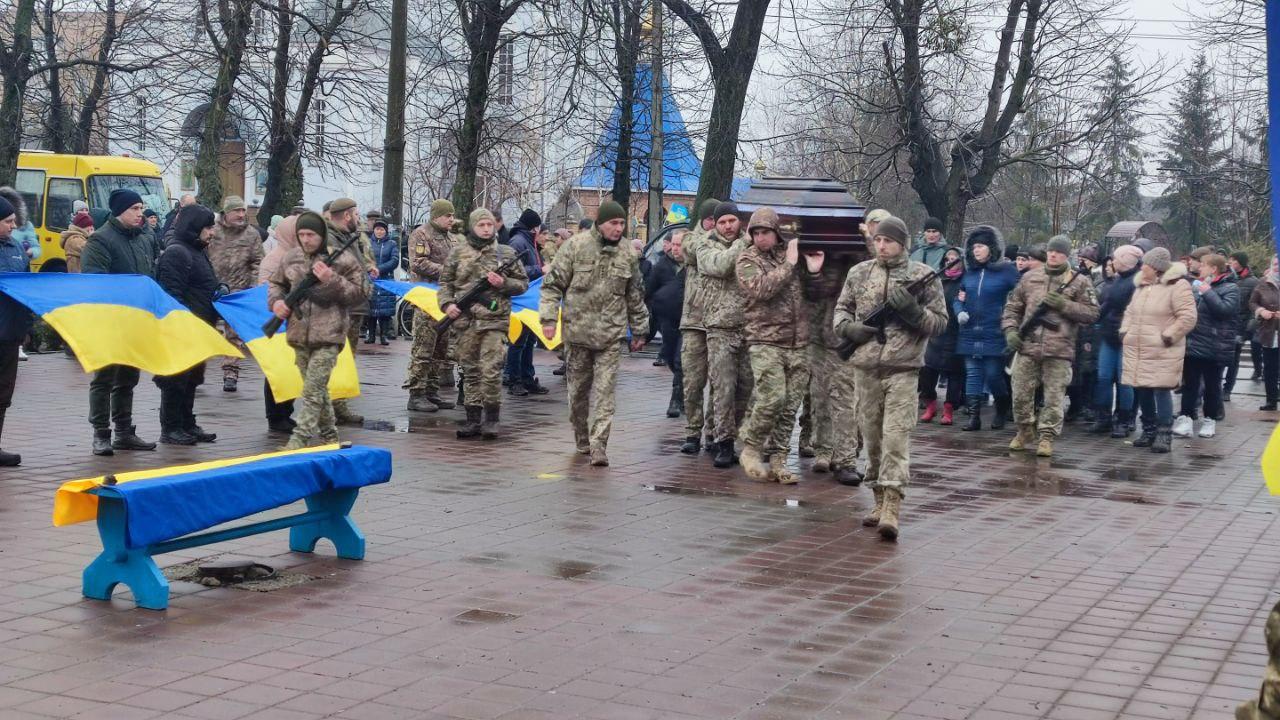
[{"x1": 0, "y1": 186, "x2": 1273, "y2": 543}]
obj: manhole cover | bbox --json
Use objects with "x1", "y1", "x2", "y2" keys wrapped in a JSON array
[{"x1": 164, "y1": 558, "x2": 317, "y2": 593}]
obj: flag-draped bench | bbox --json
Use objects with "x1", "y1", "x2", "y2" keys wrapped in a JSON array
[{"x1": 54, "y1": 444, "x2": 392, "y2": 610}]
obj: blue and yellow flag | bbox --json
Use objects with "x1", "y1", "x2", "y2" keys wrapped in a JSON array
[
  {"x1": 213, "y1": 285, "x2": 360, "y2": 402},
  {"x1": 0, "y1": 273, "x2": 241, "y2": 375},
  {"x1": 376, "y1": 278, "x2": 561, "y2": 348}
]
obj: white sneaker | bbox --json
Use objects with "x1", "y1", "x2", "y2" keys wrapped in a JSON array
[
  {"x1": 1171, "y1": 415, "x2": 1194, "y2": 437},
  {"x1": 1198, "y1": 418, "x2": 1216, "y2": 438},
  {"x1": 16, "y1": 347, "x2": 26, "y2": 361}
]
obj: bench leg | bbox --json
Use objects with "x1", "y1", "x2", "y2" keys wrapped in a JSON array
[
  {"x1": 289, "y1": 488, "x2": 366, "y2": 560},
  {"x1": 84, "y1": 498, "x2": 170, "y2": 610}
]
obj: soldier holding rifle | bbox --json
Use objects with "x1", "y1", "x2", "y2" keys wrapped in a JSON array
[{"x1": 1001, "y1": 235, "x2": 1099, "y2": 457}]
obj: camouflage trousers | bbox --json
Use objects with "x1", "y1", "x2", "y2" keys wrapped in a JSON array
[
  {"x1": 799, "y1": 344, "x2": 840, "y2": 458},
  {"x1": 220, "y1": 322, "x2": 246, "y2": 380},
  {"x1": 706, "y1": 329, "x2": 752, "y2": 443},
  {"x1": 740, "y1": 345, "x2": 809, "y2": 456},
  {"x1": 853, "y1": 367, "x2": 918, "y2": 497},
  {"x1": 829, "y1": 353, "x2": 863, "y2": 469},
  {"x1": 681, "y1": 329, "x2": 712, "y2": 439},
  {"x1": 406, "y1": 309, "x2": 451, "y2": 395},
  {"x1": 1011, "y1": 355, "x2": 1073, "y2": 437},
  {"x1": 456, "y1": 326, "x2": 505, "y2": 407},
  {"x1": 289, "y1": 344, "x2": 340, "y2": 446},
  {"x1": 566, "y1": 343, "x2": 621, "y2": 451}
]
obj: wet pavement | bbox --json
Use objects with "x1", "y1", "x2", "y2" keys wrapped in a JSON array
[{"x1": 1, "y1": 339, "x2": 1278, "y2": 719}]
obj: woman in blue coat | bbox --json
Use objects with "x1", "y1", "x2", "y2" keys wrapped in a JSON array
[
  {"x1": 953, "y1": 225, "x2": 1021, "y2": 431},
  {"x1": 366, "y1": 221, "x2": 400, "y2": 345}
]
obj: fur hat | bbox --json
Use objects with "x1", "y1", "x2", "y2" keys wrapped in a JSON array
[{"x1": 1143, "y1": 247, "x2": 1172, "y2": 273}]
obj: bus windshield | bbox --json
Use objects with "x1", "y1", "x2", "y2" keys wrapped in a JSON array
[{"x1": 87, "y1": 176, "x2": 169, "y2": 219}]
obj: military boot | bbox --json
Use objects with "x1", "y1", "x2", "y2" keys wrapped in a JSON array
[
  {"x1": 812, "y1": 453, "x2": 832, "y2": 474},
  {"x1": 679, "y1": 436, "x2": 701, "y2": 455},
  {"x1": 739, "y1": 446, "x2": 770, "y2": 482},
  {"x1": 407, "y1": 392, "x2": 438, "y2": 413},
  {"x1": 589, "y1": 447, "x2": 609, "y2": 467},
  {"x1": 835, "y1": 465, "x2": 864, "y2": 487},
  {"x1": 666, "y1": 386, "x2": 682, "y2": 418},
  {"x1": 441, "y1": 366, "x2": 456, "y2": 390},
  {"x1": 1035, "y1": 433, "x2": 1054, "y2": 457},
  {"x1": 878, "y1": 489, "x2": 902, "y2": 541},
  {"x1": 333, "y1": 401, "x2": 364, "y2": 426},
  {"x1": 991, "y1": 395, "x2": 1011, "y2": 430},
  {"x1": 113, "y1": 427, "x2": 156, "y2": 451},
  {"x1": 770, "y1": 455, "x2": 799, "y2": 485},
  {"x1": 92, "y1": 428, "x2": 114, "y2": 456},
  {"x1": 159, "y1": 429, "x2": 197, "y2": 446},
  {"x1": 429, "y1": 394, "x2": 456, "y2": 410},
  {"x1": 863, "y1": 487, "x2": 885, "y2": 527},
  {"x1": 962, "y1": 397, "x2": 982, "y2": 431},
  {"x1": 712, "y1": 440, "x2": 737, "y2": 469},
  {"x1": 0, "y1": 449, "x2": 19, "y2": 467},
  {"x1": 1151, "y1": 425, "x2": 1172, "y2": 454},
  {"x1": 456, "y1": 406, "x2": 482, "y2": 439},
  {"x1": 481, "y1": 405, "x2": 500, "y2": 440},
  {"x1": 1008, "y1": 424, "x2": 1035, "y2": 452},
  {"x1": 187, "y1": 424, "x2": 217, "y2": 443}
]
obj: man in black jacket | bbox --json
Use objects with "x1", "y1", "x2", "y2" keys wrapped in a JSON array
[
  {"x1": 1088, "y1": 244, "x2": 1142, "y2": 437},
  {"x1": 646, "y1": 230, "x2": 687, "y2": 417},
  {"x1": 154, "y1": 205, "x2": 222, "y2": 446},
  {"x1": 80, "y1": 189, "x2": 160, "y2": 455},
  {"x1": 504, "y1": 209, "x2": 548, "y2": 396}
]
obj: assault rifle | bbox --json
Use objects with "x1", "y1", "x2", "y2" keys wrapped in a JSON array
[
  {"x1": 435, "y1": 248, "x2": 527, "y2": 333},
  {"x1": 837, "y1": 255, "x2": 961, "y2": 361},
  {"x1": 1008, "y1": 267, "x2": 1083, "y2": 354},
  {"x1": 263, "y1": 230, "x2": 362, "y2": 338}
]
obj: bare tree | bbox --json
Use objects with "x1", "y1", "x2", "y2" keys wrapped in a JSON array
[
  {"x1": 0, "y1": 0, "x2": 41, "y2": 182},
  {"x1": 193, "y1": 0, "x2": 254, "y2": 208}
]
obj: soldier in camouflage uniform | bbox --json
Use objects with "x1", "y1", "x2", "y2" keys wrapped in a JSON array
[
  {"x1": 677, "y1": 197, "x2": 719, "y2": 455},
  {"x1": 406, "y1": 199, "x2": 464, "y2": 412},
  {"x1": 439, "y1": 208, "x2": 528, "y2": 440},
  {"x1": 207, "y1": 195, "x2": 263, "y2": 393},
  {"x1": 834, "y1": 216, "x2": 947, "y2": 541},
  {"x1": 1001, "y1": 234, "x2": 1099, "y2": 457},
  {"x1": 540, "y1": 200, "x2": 649, "y2": 467},
  {"x1": 267, "y1": 212, "x2": 371, "y2": 450},
  {"x1": 735, "y1": 208, "x2": 812, "y2": 484},
  {"x1": 801, "y1": 252, "x2": 863, "y2": 485},
  {"x1": 325, "y1": 198, "x2": 375, "y2": 426},
  {"x1": 693, "y1": 201, "x2": 753, "y2": 469}
]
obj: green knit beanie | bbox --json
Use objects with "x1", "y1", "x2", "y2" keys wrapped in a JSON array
[
  {"x1": 430, "y1": 199, "x2": 455, "y2": 220},
  {"x1": 698, "y1": 198, "x2": 719, "y2": 222},
  {"x1": 596, "y1": 201, "x2": 627, "y2": 227},
  {"x1": 295, "y1": 212, "x2": 327, "y2": 245},
  {"x1": 469, "y1": 207, "x2": 496, "y2": 227}
]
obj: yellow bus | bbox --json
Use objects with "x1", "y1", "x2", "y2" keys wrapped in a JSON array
[{"x1": 15, "y1": 152, "x2": 170, "y2": 272}]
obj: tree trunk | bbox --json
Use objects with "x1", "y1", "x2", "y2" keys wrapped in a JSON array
[
  {"x1": 451, "y1": 5, "x2": 502, "y2": 216},
  {"x1": 72, "y1": 0, "x2": 117, "y2": 155},
  {"x1": 194, "y1": 0, "x2": 253, "y2": 209},
  {"x1": 609, "y1": 0, "x2": 641, "y2": 207},
  {"x1": 0, "y1": 0, "x2": 38, "y2": 185},
  {"x1": 41, "y1": 0, "x2": 74, "y2": 153}
]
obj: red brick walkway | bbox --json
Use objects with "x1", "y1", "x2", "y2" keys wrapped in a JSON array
[{"x1": 0, "y1": 340, "x2": 1276, "y2": 719}]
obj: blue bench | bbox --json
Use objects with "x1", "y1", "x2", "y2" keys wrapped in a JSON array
[{"x1": 71, "y1": 444, "x2": 392, "y2": 610}]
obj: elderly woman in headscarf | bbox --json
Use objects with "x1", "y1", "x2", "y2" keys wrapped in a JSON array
[{"x1": 258, "y1": 215, "x2": 299, "y2": 434}]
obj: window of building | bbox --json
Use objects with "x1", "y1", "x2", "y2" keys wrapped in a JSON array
[
  {"x1": 311, "y1": 98, "x2": 327, "y2": 159},
  {"x1": 495, "y1": 40, "x2": 513, "y2": 105}
]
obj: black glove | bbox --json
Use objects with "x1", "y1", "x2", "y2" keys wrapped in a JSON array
[
  {"x1": 888, "y1": 286, "x2": 924, "y2": 325},
  {"x1": 212, "y1": 283, "x2": 231, "y2": 301}
]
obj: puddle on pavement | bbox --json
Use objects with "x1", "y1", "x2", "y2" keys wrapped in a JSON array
[
  {"x1": 359, "y1": 416, "x2": 467, "y2": 433},
  {"x1": 454, "y1": 609, "x2": 520, "y2": 624},
  {"x1": 644, "y1": 483, "x2": 736, "y2": 498},
  {"x1": 552, "y1": 560, "x2": 597, "y2": 579}
]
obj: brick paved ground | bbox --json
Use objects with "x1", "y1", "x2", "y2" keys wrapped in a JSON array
[{"x1": 0, "y1": 339, "x2": 1277, "y2": 719}]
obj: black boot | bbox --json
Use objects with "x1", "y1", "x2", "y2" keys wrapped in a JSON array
[
  {"x1": 962, "y1": 397, "x2": 982, "y2": 431},
  {"x1": 1151, "y1": 425, "x2": 1172, "y2": 454},
  {"x1": 92, "y1": 428, "x2": 114, "y2": 456},
  {"x1": 666, "y1": 386, "x2": 682, "y2": 418},
  {"x1": 712, "y1": 439, "x2": 736, "y2": 469},
  {"x1": 1087, "y1": 408, "x2": 1112, "y2": 434},
  {"x1": 834, "y1": 466, "x2": 863, "y2": 486},
  {"x1": 113, "y1": 426, "x2": 156, "y2": 451},
  {"x1": 0, "y1": 449, "x2": 19, "y2": 466},
  {"x1": 160, "y1": 429, "x2": 197, "y2": 445},
  {"x1": 457, "y1": 406, "x2": 482, "y2": 439},
  {"x1": 187, "y1": 425, "x2": 217, "y2": 443},
  {"x1": 679, "y1": 436, "x2": 701, "y2": 454},
  {"x1": 1109, "y1": 410, "x2": 1133, "y2": 439},
  {"x1": 1133, "y1": 424, "x2": 1157, "y2": 448},
  {"x1": 481, "y1": 405, "x2": 500, "y2": 440},
  {"x1": 990, "y1": 395, "x2": 1010, "y2": 430}
]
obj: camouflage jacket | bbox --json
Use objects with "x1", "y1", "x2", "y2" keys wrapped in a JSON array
[
  {"x1": 329, "y1": 221, "x2": 373, "y2": 314},
  {"x1": 833, "y1": 255, "x2": 948, "y2": 372},
  {"x1": 691, "y1": 228, "x2": 749, "y2": 331},
  {"x1": 803, "y1": 258, "x2": 852, "y2": 350},
  {"x1": 540, "y1": 227, "x2": 650, "y2": 350},
  {"x1": 438, "y1": 237, "x2": 529, "y2": 333},
  {"x1": 208, "y1": 221, "x2": 263, "y2": 292},
  {"x1": 1001, "y1": 264, "x2": 1099, "y2": 361},
  {"x1": 679, "y1": 225, "x2": 711, "y2": 331},
  {"x1": 736, "y1": 243, "x2": 809, "y2": 348},
  {"x1": 409, "y1": 223, "x2": 461, "y2": 282},
  {"x1": 267, "y1": 246, "x2": 370, "y2": 348}
]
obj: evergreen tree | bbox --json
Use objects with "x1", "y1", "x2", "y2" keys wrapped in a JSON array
[
  {"x1": 1157, "y1": 54, "x2": 1225, "y2": 251},
  {"x1": 1078, "y1": 51, "x2": 1144, "y2": 242}
]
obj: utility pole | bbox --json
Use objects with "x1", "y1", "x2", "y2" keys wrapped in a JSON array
[
  {"x1": 646, "y1": 0, "x2": 664, "y2": 242},
  {"x1": 381, "y1": 0, "x2": 408, "y2": 226}
]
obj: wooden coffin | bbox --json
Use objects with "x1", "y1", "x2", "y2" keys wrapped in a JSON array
[{"x1": 736, "y1": 176, "x2": 868, "y2": 256}]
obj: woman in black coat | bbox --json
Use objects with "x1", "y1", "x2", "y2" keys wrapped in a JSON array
[
  {"x1": 154, "y1": 205, "x2": 222, "y2": 446},
  {"x1": 919, "y1": 246, "x2": 965, "y2": 425}
]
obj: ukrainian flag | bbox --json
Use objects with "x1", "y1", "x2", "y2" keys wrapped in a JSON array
[
  {"x1": 376, "y1": 278, "x2": 561, "y2": 348},
  {"x1": 0, "y1": 273, "x2": 241, "y2": 375},
  {"x1": 213, "y1": 285, "x2": 360, "y2": 402}
]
